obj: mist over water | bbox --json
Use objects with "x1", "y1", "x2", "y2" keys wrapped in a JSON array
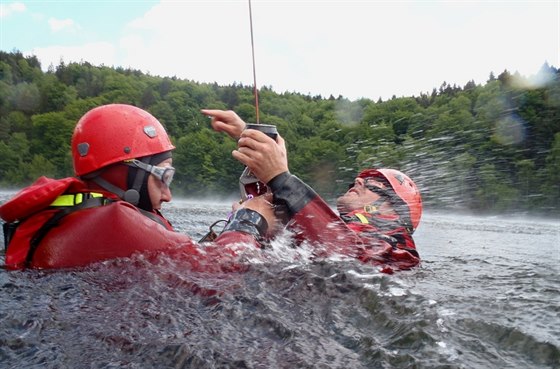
[{"x1": 0, "y1": 191, "x2": 558, "y2": 368}]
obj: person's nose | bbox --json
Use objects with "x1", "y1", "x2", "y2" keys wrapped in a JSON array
[{"x1": 161, "y1": 185, "x2": 172, "y2": 203}]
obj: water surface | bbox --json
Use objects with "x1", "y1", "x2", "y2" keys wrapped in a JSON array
[{"x1": 0, "y1": 195, "x2": 558, "y2": 368}]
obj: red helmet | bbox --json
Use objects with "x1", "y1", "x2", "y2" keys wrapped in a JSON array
[
  {"x1": 72, "y1": 104, "x2": 175, "y2": 176},
  {"x1": 358, "y1": 168, "x2": 423, "y2": 232}
]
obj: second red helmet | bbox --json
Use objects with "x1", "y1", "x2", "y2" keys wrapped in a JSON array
[{"x1": 358, "y1": 168, "x2": 423, "y2": 232}]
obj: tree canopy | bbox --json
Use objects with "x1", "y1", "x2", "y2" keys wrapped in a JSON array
[{"x1": 1, "y1": 51, "x2": 558, "y2": 215}]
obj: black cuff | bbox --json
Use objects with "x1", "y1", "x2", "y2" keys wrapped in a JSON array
[
  {"x1": 221, "y1": 208, "x2": 268, "y2": 239},
  {"x1": 268, "y1": 172, "x2": 318, "y2": 224},
  {"x1": 267, "y1": 171, "x2": 292, "y2": 191}
]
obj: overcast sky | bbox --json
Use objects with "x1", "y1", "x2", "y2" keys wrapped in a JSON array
[{"x1": 1, "y1": 0, "x2": 558, "y2": 101}]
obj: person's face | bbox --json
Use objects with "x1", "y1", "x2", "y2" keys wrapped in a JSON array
[
  {"x1": 147, "y1": 158, "x2": 173, "y2": 210},
  {"x1": 336, "y1": 177, "x2": 387, "y2": 214}
]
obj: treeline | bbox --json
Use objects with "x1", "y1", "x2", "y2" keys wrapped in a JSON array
[{"x1": 0, "y1": 51, "x2": 559, "y2": 215}]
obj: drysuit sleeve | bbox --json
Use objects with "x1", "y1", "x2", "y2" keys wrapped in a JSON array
[{"x1": 267, "y1": 172, "x2": 364, "y2": 258}]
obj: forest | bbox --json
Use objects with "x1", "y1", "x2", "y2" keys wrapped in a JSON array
[{"x1": 0, "y1": 51, "x2": 559, "y2": 215}]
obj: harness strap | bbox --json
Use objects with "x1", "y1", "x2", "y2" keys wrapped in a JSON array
[
  {"x1": 23, "y1": 190, "x2": 173, "y2": 267},
  {"x1": 25, "y1": 196, "x2": 111, "y2": 268}
]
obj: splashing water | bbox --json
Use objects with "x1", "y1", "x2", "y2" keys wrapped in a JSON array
[{"x1": 0, "y1": 191, "x2": 558, "y2": 368}]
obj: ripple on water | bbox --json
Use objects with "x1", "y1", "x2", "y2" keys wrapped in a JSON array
[{"x1": 0, "y1": 204, "x2": 558, "y2": 368}]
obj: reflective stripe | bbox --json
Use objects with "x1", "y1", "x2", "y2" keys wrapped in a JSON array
[
  {"x1": 355, "y1": 213, "x2": 369, "y2": 224},
  {"x1": 50, "y1": 192, "x2": 104, "y2": 207}
]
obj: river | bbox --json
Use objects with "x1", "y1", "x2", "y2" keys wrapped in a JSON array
[{"x1": 0, "y1": 195, "x2": 558, "y2": 368}]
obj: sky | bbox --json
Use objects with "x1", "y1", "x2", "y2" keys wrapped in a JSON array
[{"x1": 1, "y1": 0, "x2": 559, "y2": 101}]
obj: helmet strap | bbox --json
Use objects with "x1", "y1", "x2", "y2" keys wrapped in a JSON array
[
  {"x1": 123, "y1": 188, "x2": 140, "y2": 205},
  {"x1": 124, "y1": 156, "x2": 150, "y2": 206},
  {"x1": 83, "y1": 163, "x2": 146, "y2": 206},
  {"x1": 90, "y1": 176, "x2": 126, "y2": 200},
  {"x1": 81, "y1": 152, "x2": 171, "y2": 209}
]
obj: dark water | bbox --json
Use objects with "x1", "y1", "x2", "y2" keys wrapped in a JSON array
[{"x1": 0, "y1": 194, "x2": 558, "y2": 369}]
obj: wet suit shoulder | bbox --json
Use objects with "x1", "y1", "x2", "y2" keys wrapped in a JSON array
[{"x1": 267, "y1": 172, "x2": 420, "y2": 270}]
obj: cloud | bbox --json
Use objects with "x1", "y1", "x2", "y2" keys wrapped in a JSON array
[
  {"x1": 17, "y1": 0, "x2": 558, "y2": 102},
  {"x1": 0, "y1": 1, "x2": 25, "y2": 18},
  {"x1": 121, "y1": 1, "x2": 253, "y2": 84},
  {"x1": 48, "y1": 17, "x2": 80, "y2": 33},
  {"x1": 118, "y1": 1, "x2": 558, "y2": 100},
  {"x1": 30, "y1": 42, "x2": 117, "y2": 69}
]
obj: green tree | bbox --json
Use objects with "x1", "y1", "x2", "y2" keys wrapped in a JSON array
[
  {"x1": 39, "y1": 73, "x2": 77, "y2": 112},
  {"x1": 290, "y1": 137, "x2": 347, "y2": 199},
  {"x1": 538, "y1": 132, "x2": 560, "y2": 213},
  {"x1": 11, "y1": 82, "x2": 41, "y2": 113},
  {"x1": 0, "y1": 132, "x2": 30, "y2": 184},
  {"x1": 174, "y1": 128, "x2": 238, "y2": 196},
  {"x1": 0, "y1": 51, "x2": 557, "y2": 215},
  {"x1": 474, "y1": 163, "x2": 519, "y2": 212},
  {"x1": 26, "y1": 154, "x2": 57, "y2": 180},
  {"x1": 30, "y1": 112, "x2": 74, "y2": 178}
]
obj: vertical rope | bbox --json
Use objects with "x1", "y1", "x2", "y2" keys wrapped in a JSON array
[{"x1": 248, "y1": 0, "x2": 260, "y2": 123}]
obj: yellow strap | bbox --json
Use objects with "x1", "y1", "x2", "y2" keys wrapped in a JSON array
[
  {"x1": 50, "y1": 192, "x2": 103, "y2": 207},
  {"x1": 355, "y1": 213, "x2": 369, "y2": 224}
]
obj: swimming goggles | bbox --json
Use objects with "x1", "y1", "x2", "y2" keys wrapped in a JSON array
[{"x1": 127, "y1": 159, "x2": 175, "y2": 187}]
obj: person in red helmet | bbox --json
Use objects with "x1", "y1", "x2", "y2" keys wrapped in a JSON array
[
  {"x1": 204, "y1": 109, "x2": 421, "y2": 272},
  {"x1": 337, "y1": 168, "x2": 422, "y2": 255},
  {"x1": 0, "y1": 104, "x2": 274, "y2": 270}
]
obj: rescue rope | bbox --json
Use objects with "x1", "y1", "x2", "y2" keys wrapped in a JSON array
[{"x1": 248, "y1": 0, "x2": 260, "y2": 123}]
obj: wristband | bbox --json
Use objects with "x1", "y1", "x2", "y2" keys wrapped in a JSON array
[{"x1": 221, "y1": 208, "x2": 268, "y2": 239}]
